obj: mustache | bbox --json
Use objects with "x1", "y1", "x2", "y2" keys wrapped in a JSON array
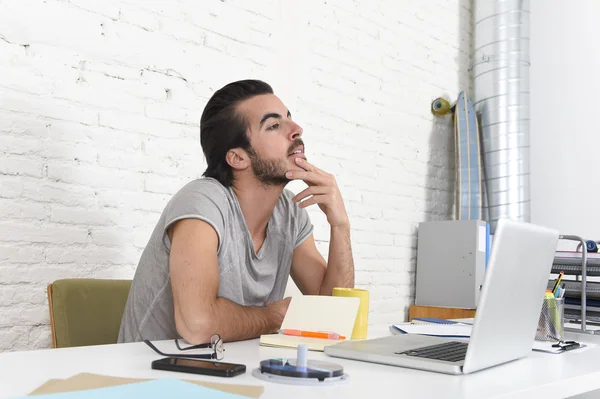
[{"x1": 287, "y1": 139, "x2": 304, "y2": 154}]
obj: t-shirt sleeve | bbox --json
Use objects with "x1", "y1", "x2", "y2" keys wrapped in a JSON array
[
  {"x1": 162, "y1": 180, "x2": 227, "y2": 254},
  {"x1": 295, "y1": 206, "x2": 314, "y2": 248}
]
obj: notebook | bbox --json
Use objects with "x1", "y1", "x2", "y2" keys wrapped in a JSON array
[{"x1": 259, "y1": 295, "x2": 360, "y2": 351}]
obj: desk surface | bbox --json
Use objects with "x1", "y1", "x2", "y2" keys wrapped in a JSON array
[{"x1": 2, "y1": 328, "x2": 600, "y2": 399}]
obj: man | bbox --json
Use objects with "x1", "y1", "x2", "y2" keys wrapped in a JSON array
[{"x1": 118, "y1": 79, "x2": 355, "y2": 345}]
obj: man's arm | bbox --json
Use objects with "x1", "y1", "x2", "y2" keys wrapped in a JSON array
[
  {"x1": 287, "y1": 157, "x2": 355, "y2": 295},
  {"x1": 290, "y1": 228, "x2": 354, "y2": 295},
  {"x1": 323, "y1": 225, "x2": 355, "y2": 292},
  {"x1": 169, "y1": 218, "x2": 290, "y2": 345}
]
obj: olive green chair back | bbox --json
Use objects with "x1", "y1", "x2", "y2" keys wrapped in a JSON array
[{"x1": 47, "y1": 279, "x2": 132, "y2": 348}]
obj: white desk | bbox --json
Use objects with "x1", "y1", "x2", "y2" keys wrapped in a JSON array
[{"x1": 2, "y1": 330, "x2": 600, "y2": 399}]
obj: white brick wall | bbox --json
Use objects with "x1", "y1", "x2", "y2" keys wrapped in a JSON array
[{"x1": 0, "y1": 0, "x2": 471, "y2": 350}]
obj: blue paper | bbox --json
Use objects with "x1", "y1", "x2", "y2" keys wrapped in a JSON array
[
  {"x1": 14, "y1": 378, "x2": 251, "y2": 399},
  {"x1": 485, "y1": 222, "x2": 491, "y2": 268},
  {"x1": 411, "y1": 318, "x2": 460, "y2": 324}
]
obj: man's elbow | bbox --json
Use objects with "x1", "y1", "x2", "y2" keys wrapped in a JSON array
[{"x1": 174, "y1": 312, "x2": 215, "y2": 345}]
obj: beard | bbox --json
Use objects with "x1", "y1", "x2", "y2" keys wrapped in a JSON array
[
  {"x1": 247, "y1": 147, "x2": 290, "y2": 186},
  {"x1": 246, "y1": 139, "x2": 304, "y2": 187}
]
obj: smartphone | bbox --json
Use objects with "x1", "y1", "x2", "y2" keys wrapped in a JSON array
[{"x1": 151, "y1": 357, "x2": 246, "y2": 377}]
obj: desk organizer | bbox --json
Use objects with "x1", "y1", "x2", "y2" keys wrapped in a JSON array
[{"x1": 551, "y1": 235, "x2": 600, "y2": 335}]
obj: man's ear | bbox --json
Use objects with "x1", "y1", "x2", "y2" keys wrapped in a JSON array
[{"x1": 225, "y1": 148, "x2": 250, "y2": 171}]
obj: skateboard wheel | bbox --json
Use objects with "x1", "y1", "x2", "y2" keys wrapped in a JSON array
[
  {"x1": 431, "y1": 98, "x2": 451, "y2": 116},
  {"x1": 586, "y1": 240, "x2": 598, "y2": 253}
]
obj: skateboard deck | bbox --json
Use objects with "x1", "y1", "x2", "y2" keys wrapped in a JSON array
[{"x1": 432, "y1": 92, "x2": 483, "y2": 220}]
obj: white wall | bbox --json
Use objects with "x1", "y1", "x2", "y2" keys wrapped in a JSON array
[
  {"x1": 0, "y1": 0, "x2": 471, "y2": 350},
  {"x1": 531, "y1": 0, "x2": 600, "y2": 247}
]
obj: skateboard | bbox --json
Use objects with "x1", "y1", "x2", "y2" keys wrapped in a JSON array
[{"x1": 431, "y1": 92, "x2": 483, "y2": 221}]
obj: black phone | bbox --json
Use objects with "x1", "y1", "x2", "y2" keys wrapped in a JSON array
[{"x1": 151, "y1": 357, "x2": 246, "y2": 378}]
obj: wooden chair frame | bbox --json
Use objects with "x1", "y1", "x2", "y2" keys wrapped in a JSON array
[{"x1": 47, "y1": 284, "x2": 58, "y2": 348}]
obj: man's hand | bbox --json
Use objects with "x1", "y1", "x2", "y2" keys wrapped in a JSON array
[
  {"x1": 286, "y1": 158, "x2": 350, "y2": 228},
  {"x1": 287, "y1": 158, "x2": 355, "y2": 295},
  {"x1": 265, "y1": 297, "x2": 292, "y2": 332}
]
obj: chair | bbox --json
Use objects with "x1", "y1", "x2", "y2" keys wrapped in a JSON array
[{"x1": 47, "y1": 278, "x2": 132, "y2": 348}]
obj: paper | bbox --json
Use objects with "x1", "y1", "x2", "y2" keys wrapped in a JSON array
[
  {"x1": 532, "y1": 341, "x2": 569, "y2": 354},
  {"x1": 259, "y1": 295, "x2": 360, "y2": 351},
  {"x1": 532, "y1": 341, "x2": 594, "y2": 354},
  {"x1": 392, "y1": 323, "x2": 472, "y2": 338},
  {"x1": 28, "y1": 373, "x2": 264, "y2": 398},
  {"x1": 22, "y1": 378, "x2": 250, "y2": 399},
  {"x1": 478, "y1": 225, "x2": 487, "y2": 252},
  {"x1": 29, "y1": 379, "x2": 62, "y2": 394}
]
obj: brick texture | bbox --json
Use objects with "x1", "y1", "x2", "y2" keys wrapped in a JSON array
[{"x1": 0, "y1": 0, "x2": 471, "y2": 350}]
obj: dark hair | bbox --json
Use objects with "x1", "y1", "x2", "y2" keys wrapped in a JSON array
[{"x1": 200, "y1": 79, "x2": 274, "y2": 187}]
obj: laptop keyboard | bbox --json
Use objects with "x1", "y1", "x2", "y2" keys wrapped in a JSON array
[{"x1": 396, "y1": 341, "x2": 468, "y2": 363}]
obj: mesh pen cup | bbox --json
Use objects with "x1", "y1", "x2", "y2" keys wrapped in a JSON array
[{"x1": 535, "y1": 297, "x2": 564, "y2": 342}]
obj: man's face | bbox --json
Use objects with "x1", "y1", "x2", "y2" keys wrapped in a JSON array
[{"x1": 237, "y1": 94, "x2": 305, "y2": 186}]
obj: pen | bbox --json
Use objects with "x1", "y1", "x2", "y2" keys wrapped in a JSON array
[
  {"x1": 560, "y1": 286, "x2": 566, "y2": 299},
  {"x1": 552, "y1": 340, "x2": 580, "y2": 351},
  {"x1": 562, "y1": 342, "x2": 580, "y2": 351},
  {"x1": 554, "y1": 286, "x2": 561, "y2": 298},
  {"x1": 552, "y1": 272, "x2": 564, "y2": 295},
  {"x1": 279, "y1": 329, "x2": 346, "y2": 340}
]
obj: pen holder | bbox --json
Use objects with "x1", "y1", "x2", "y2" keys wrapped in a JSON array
[{"x1": 535, "y1": 297, "x2": 564, "y2": 342}]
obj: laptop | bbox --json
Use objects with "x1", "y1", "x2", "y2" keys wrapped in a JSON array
[{"x1": 325, "y1": 218, "x2": 560, "y2": 375}]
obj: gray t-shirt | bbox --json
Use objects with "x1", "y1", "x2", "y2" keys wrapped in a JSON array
[{"x1": 117, "y1": 177, "x2": 313, "y2": 343}]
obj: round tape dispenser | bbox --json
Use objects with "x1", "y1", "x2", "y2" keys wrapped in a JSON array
[{"x1": 252, "y1": 344, "x2": 349, "y2": 386}]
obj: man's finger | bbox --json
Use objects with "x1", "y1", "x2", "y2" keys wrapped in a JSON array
[
  {"x1": 294, "y1": 157, "x2": 322, "y2": 173},
  {"x1": 292, "y1": 186, "x2": 329, "y2": 203},
  {"x1": 286, "y1": 170, "x2": 328, "y2": 185},
  {"x1": 299, "y1": 195, "x2": 327, "y2": 209}
]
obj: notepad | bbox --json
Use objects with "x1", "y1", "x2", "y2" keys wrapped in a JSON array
[
  {"x1": 259, "y1": 295, "x2": 360, "y2": 351},
  {"x1": 17, "y1": 378, "x2": 250, "y2": 399},
  {"x1": 259, "y1": 333, "x2": 346, "y2": 351},
  {"x1": 391, "y1": 323, "x2": 472, "y2": 338}
]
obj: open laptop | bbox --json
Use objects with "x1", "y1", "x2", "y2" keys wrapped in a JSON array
[{"x1": 325, "y1": 218, "x2": 560, "y2": 375}]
